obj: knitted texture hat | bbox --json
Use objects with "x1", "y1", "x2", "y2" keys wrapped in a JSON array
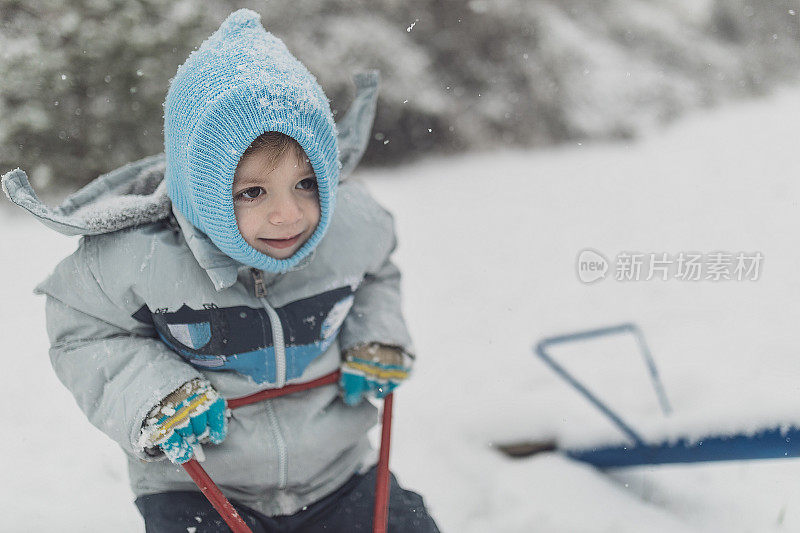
[{"x1": 163, "y1": 8, "x2": 339, "y2": 273}]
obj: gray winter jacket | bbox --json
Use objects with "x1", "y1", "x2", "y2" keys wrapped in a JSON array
[{"x1": 2, "y1": 73, "x2": 415, "y2": 517}]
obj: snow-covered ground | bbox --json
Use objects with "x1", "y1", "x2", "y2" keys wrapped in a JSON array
[{"x1": 2, "y1": 84, "x2": 799, "y2": 532}]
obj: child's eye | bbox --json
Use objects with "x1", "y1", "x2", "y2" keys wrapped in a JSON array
[
  {"x1": 236, "y1": 187, "x2": 263, "y2": 201},
  {"x1": 296, "y1": 177, "x2": 318, "y2": 191}
]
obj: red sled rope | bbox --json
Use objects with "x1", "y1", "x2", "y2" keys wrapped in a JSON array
[
  {"x1": 373, "y1": 392, "x2": 393, "y2": 533},
  {"x1": 182, "y1": 458, "x2": 251, "y2": 533},
  {"x1": 179, "y1": 370, "x2": 394, "y2": 533}
]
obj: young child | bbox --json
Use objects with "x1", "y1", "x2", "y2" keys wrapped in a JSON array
[{"x1": 3, "y1": 9, "x2": 440, "y2": 532}]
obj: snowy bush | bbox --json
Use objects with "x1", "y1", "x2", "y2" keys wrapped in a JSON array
[{"x1": 1, "y1": 0, "x2": 798, "y2": 190}]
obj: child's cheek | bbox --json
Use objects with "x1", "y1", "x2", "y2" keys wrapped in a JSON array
[{"x1": 234, "y1": 207, "x2": 257, "y2": 243}]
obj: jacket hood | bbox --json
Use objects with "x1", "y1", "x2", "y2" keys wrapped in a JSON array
[
  {"x1": 2, "y1": 67, "x2": 379, "y2": 259},
  {"x1": 164, "y1": 8, "x2": 340, "y2": 273}
]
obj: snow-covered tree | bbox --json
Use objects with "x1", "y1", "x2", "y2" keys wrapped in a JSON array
[
  {"x1": 0, "y1": 0, "x2": 213, "y2": 191},
  {"x1": 1, "y1": 0, "x2": 798, "y2": 190}
]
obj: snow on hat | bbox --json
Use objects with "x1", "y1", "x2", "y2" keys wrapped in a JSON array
[{"x1": 163, "y1": 8, "x2": 339, "y2": 273}]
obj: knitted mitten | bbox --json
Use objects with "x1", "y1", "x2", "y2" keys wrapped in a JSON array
[
  {"x1": 139, "y1": 378, "x2": 228, "y2": 464},
  {"x1": 339, "y1": 343, "x2": 413, "y2": 406}
]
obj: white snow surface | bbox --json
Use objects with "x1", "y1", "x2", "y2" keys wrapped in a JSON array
[{"x1": 2, "y1": 84, "x2": 800, "y2": 531}]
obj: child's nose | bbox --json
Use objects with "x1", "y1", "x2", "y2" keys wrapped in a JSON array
[{"x1": 268, "y1": 194, "x2": 302, "y2": 226}]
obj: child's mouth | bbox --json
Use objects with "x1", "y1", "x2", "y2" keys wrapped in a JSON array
[{"x1": 260, "y1": 232, "x2": 302, "y2": 249}]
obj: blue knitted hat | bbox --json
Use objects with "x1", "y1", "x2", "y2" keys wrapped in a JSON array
[{"x1": 164, "y1": 9, "x2": 339, "y2": 273}]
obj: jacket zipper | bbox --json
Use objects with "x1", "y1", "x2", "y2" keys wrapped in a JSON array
[
  {"x1": 250, "y1": 267, "x2": 289, "y2": 489},
  {"x1": 264, "y1": 400, "x2": 288, "y2": 489},
  {"x1": 250, "y1": 268, "x2": 287, "y2": 387}
]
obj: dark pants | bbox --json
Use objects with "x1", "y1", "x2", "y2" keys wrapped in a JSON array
[{"x1": 134, "y1": 465, "x2": 441, "y2": 532}]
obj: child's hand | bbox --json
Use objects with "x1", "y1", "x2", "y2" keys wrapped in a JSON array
[
  {"x1": 139, "y1": 379, "x2": 228, "y2": 464},
  {"x1": 339, "y1": 343, "x2": 413, "y2": 406}
]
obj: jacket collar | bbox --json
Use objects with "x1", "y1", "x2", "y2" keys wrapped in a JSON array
[{"x1": 171, "y1": 204, "x2": 315, "y2": 291}]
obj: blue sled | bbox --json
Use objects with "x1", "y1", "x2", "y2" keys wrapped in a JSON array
[
  {"x1": 535, "y1": 323, "x2": 800, "y2": 468},
  {"x1": 564, "y1": 425, "x2": 800, "y2": 468}
]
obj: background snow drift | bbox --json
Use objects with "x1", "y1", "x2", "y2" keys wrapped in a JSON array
[{"x1": 2, "y1": 84, "x2": 799, "y2": 532}]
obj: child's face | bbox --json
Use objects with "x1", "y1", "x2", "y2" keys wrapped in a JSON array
[{"x1": 232, "y1": 148, "x2": 320, "y2": 260}]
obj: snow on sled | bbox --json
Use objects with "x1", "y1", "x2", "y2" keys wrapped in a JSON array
[{"x1": 496, "y1": 323, "x2": 800, "y2": 468}]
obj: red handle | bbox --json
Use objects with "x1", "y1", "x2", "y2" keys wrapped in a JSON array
[
  {"x1": 373, "y1": 393, "x2": 393, "y2": 533},
  {"x1": 227, "y1": 370, "x2": 341, "y2": 409},
  {"x1": 179, "y1": 371, "x2": 393, "y2": 533},
  {"x1": 182, "y1": 458, "x2": 252, "y2": 533}
]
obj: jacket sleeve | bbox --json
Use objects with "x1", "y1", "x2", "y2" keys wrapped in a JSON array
[
  {"x1": 37, "y1": 236, "x2": 202, "y2": 461},
  {"x1": 337, "y1": 207, "x2": 416, "y2": 360}
]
